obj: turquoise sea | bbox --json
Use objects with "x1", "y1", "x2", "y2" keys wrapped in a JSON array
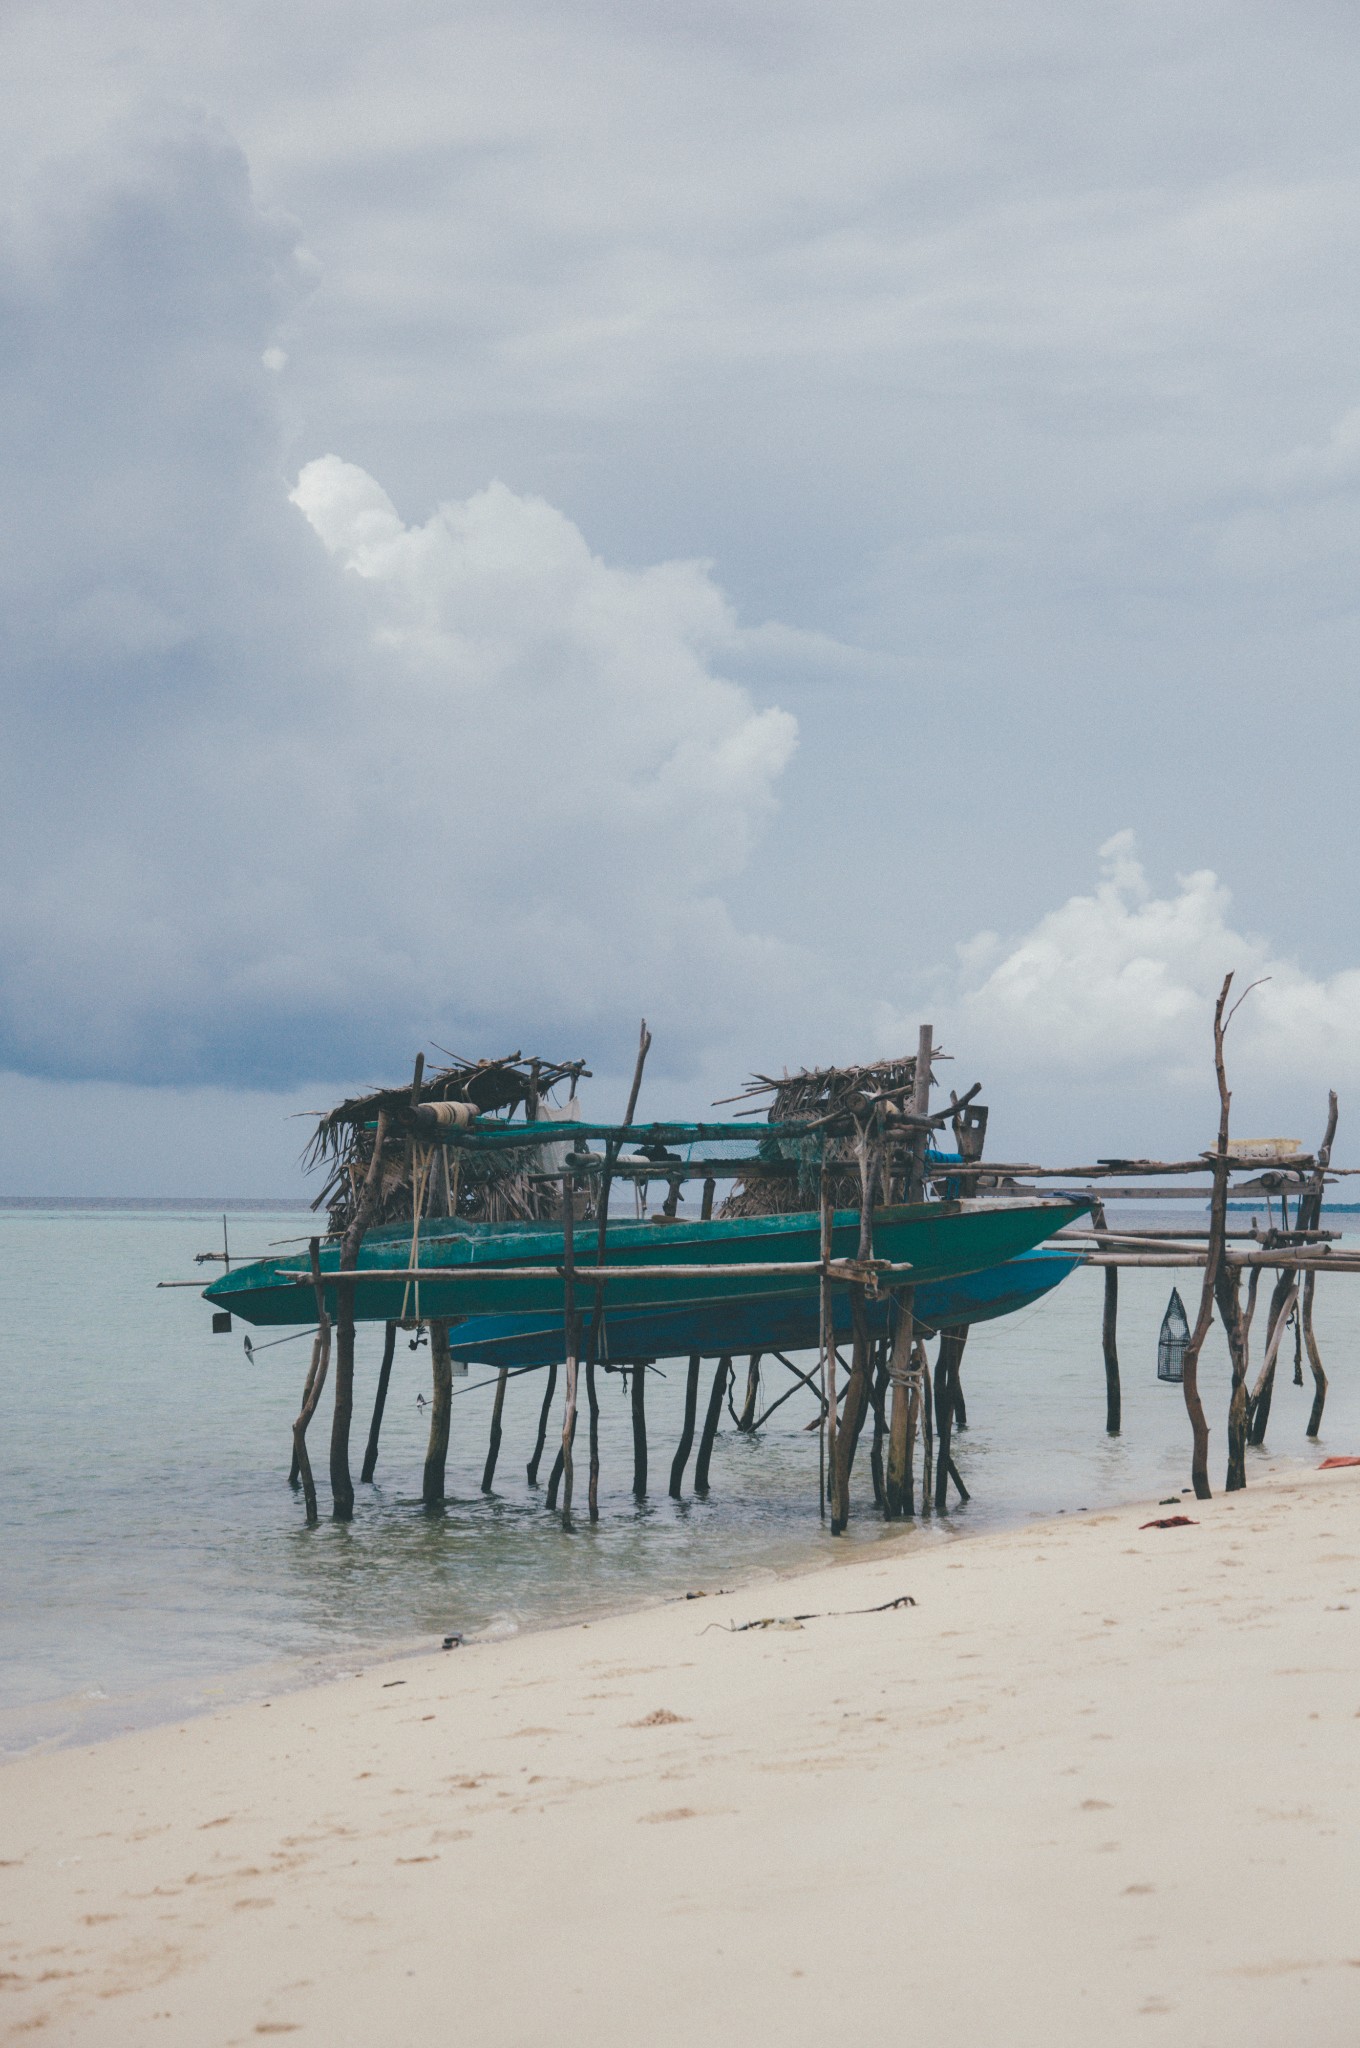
[{"x1": 2, "y1": 1199, "x2": 1356, "y2": 1756}]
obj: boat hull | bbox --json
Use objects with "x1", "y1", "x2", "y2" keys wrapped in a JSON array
[
  {"x1": 443, "y1": 1248, "x2": 1082, "y2": 1369},
  {"x1": 204, "y1": 1199, "x2": 1088, "y2": 1327}
]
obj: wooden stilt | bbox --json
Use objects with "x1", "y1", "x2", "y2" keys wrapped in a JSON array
[
  {"x1": 884, "y1": 1293, "x2": 914, "y2": 1519},
  {"x1": 586, "y1": 1352, "x2": 601, "y2": 1520},
  {"x1": 902, "y1": 1335, "x2": 923, "y2": 1519},
  {"x1": 1090, "y1": 1199, "x2": 1122, "y2": 1435},
  {"x1": 527, "y1": 1363, "x2": 557, "y2": 1485},
  {"x1": 289, "y1": 1328, "x2": 322, "y2": 1488},
  {"x1": 1180, "y1": 975, "x2": 1235, "y2": 1501},
  {"x1": 291, "y1": 1238, "x2": 332, "y2": 1526},
  {"x1": 360, "y1": 1321, "x2": 398, "y2": 1483},
  {"x1": 331, "y1": 1110, "x2": 389, "y2": 1521},
  {"x1": 1298, "y1": 1092, "x2": 1337, "y2": 1440},
  {"x1": 671, "y1": 1356, "x2": 701, "y2": 1498},
  {"x1": 694, "y1": 1354, "x2": 731, "y2": 1495},
  {"x1": 868, "y1": 1338, "x2": 889, "y2": 1507},
  {"x1": 736, "y1": 1353, "x2": 762, "y2": 1432},
  {"x1": 819, "y1": 1167, "x2": 834, "y2": 1520},
  {"x1": 1217, "y1": 1261, "x2": 1251, "y2": 1490},
  {"x1": 481, "y1": 1365, "x2": 509, "y2": 1492},
  {"x1": 668, "y1": 1177, "x2": 714, "y2": 1501},
  {"x1": 558, "y1": 1170, "x2": 580, "y2": 1524},
  {"x1": 631, "y1": 1362, "x2": 648, "y2": 1497},
  {"x1": 831, "y1": 1284, "x2": 874, "y2": 1533},
  {"x1": 1303, "y1": 1271, "x2": 1327, "y2": 1437},
  {"x1": 886, "y1": 1027, "x2": 932, "y2": 1515},
  {"x1": 422, "y1": 1319, "x2": 453, "y2": 1507},
  {"x1": 934, "y1": 1329, "x2": 968, "y2": 1510},
  {"x1": 830, "y1": 1122, "x2": 882, "y2": 1535},
  {"x1": 1247, "y1": 1271, "x2": 1294, "y2": 1447}
]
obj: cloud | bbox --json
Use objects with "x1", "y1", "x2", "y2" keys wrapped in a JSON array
[
  {"x1": 0, "y1": 118, "x2": 811, "y2": 1094},
  {"x1": 877, "y1": 833, "x2": 1360, "y2": 1154}
]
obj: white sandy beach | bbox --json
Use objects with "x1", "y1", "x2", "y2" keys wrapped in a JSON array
[{"x1": 3, "y1": 1464, "x2": 1358, "y2": 2046}]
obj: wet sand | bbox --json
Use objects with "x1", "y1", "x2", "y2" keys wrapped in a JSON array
[{"x1": 3, "y1": 1464, "x2": 1358, "y2": 2045}]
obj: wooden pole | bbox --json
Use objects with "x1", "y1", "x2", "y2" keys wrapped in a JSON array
[
  {"x1": 630, "y1": 1362, "x2": 648, "y2": 1497},
  {"x1": 359, "y1": 1320, "x2": 398, "y2": 1483},
  {"x1": 830, "y1": 1121, "x2": 882, "y2": 1535},
  {"x1": 1302, "y1": 1270, "x2": 1327, "y2": 1437},
  {"x1": 868, "y1": 1338, "x2": 889, "y2": 1508},
  {"x1": 735, "y1": 1353, "x2": 762, "y2": 1432},
  {"x1": 694, "y1": 1354, "x2": 731, "y2": 1496},
  {"x1": 422, "y1": 1319, "x2": 453, "y2": 1506},
  {"x1": 1218, "y1": 1260, "x2": 1251, "y2": 1490},
  {"x1": 819, "y1": 1165, "x2": 835, "y2": 1520},
  {"x1": 933, "y1": 1329, "x2": 969, "y2": 1510},
  {"x1": 558, "y1": 1170, "x2": 580, "y2": 1524},
  {"x1": 289, "y1": 1302, "x2": 323, "y2": 1488},
  {"x1": 481, "y1": 1366, "x2": 509, "y2": 1492},
  {"x1": 527, "y1": 1363, "x2": 557, "y2": 1485},
  {"x1": 885, "y1": 1026, "x2": 931, "y2": 1516},
  {"x1": 331, "y1": 1110, "x2": 389, "y2": 1521},
  {"x1": 668, "y1": 1178, "x2": 714, "y2": 1499},
  {"x1": 1299, "y1": 1092, "x2": 1337, "y2": 1441},
  {"x1": 586, "y1": 1340, "x2": 602, "y2": 1523},
  {"x1": 919, "y1": 1343, "x2": 934, "y2": 1514},
  {"x1": 1247, "y1": 1270, "x2": 1295, "y2": 1447},
  {"x1": 291, "y1": 1239, "x2": 332, "y2": 1525},
  {"x1": 1180, "y1": 975, "x2": 1236, "y2": 1502},
  {"x1": 1240, "y1": 1277, "x2": 1298, "y2": 1456},
  {"x1": 578, "y1": 1018, "x2": 652, "y2": 1522},
  {"x1": 1090, "y1": 1198, "x2": 1122, "y2": 1434},
  {"x1": 902, "y1": 1335, "x2": 924, "y2": 1519}
]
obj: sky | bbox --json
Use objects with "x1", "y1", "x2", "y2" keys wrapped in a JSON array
[{"x1": 3, "y1": 0, "x2": 1359, "y2": 1192}]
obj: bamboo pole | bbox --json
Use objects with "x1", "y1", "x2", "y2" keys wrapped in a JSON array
[
  {"x1": 359, "y1": 1320, "x2": 398, "y2": 1483},
  {"x1": 820, "y1": 1167, "x2": 834, "y2": 1519}
]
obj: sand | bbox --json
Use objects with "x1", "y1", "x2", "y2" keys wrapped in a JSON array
[{"x1": 3, "y1": 1465, "x2": 1358, "y2": 2046}]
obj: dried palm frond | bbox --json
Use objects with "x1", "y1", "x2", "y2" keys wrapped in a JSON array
[{"x1": 307, "y1": 1051, "x2": 590, "y2": 1236}]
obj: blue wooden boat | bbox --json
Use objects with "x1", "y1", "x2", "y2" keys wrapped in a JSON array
[
  {"x1": 204, "y1": 1197, "x2": 1088, "y2": 1327},
  {"x1": 443, "y1": 1248, "x2": 1081, "y2": 1369}
]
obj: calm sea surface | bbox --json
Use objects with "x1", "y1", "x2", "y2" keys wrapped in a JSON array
[{"x1": 2, "y1": 1199, "x2": 1356, "y2": 1755}]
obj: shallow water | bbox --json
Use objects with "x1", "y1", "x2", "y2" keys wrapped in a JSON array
[{"x1": 2, "y1": 1199, "x2": 1356, "y2": 1754}]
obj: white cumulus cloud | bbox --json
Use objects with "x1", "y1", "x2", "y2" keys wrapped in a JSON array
[{"x1": 879, "y1": 834, "x2": 1360, "y2": 1156}]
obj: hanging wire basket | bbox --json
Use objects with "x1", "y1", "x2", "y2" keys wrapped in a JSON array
[{"x1": 1157, "y1": 1286, "x2": 1191, "y2": 1382}]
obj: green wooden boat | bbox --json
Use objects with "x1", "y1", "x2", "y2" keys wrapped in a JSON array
[{"x1": 203, "y1": 1197, "x2": 1088, "y2": 1327}]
